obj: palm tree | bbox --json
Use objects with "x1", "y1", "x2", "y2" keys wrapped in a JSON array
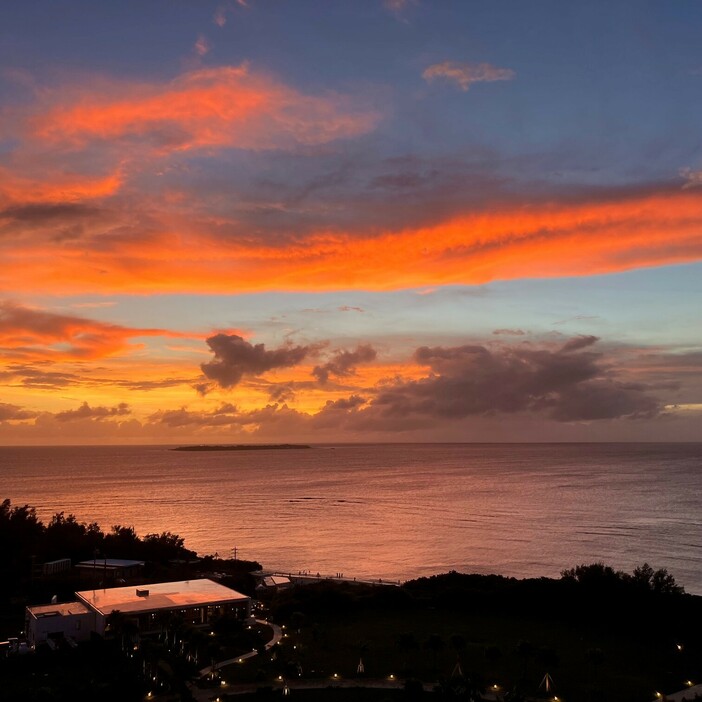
[
  {"x1": 515, "y1": 639, "x2": 533, "y2": 683},
  {"x1": 207, "y1": 639, "x2": 222, "y2": 679},
  {"x1": 450, "y1": 633, "x2": 467, "y2": 673},
  {"x1": 424, "y1": 634, "x2": 445, "y2": 679},
  {"x1": 397, "y1": 632, "x2": 418, "y2": 673},
  {"x1": 122, "y1": 617, "x2": 139, "y2": 653},
  {"x1": 586, "y1": 646, "x2": 605, "y2": 697}
]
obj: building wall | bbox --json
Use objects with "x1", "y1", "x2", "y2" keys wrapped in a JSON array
[
  {"x1": 26, "y1": 610, "x2": 95, "y2": 646},
  {"x1": 41, "y1": 559, "x2": 71, "y2": 576},
  {"x1": 100, "y1": 600, "x2": 251, "y2": 636}
]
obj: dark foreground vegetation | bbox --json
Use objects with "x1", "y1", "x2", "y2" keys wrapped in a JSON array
[
  {"x1": 0, "y1": 499, "x2": 261, "y2": 636},
  {"x1": 262, "y1": 566, "x2": 701, "y2": 702},
  {"x1": 2, "y1": 499, "x2": 701, "y2": 702}
]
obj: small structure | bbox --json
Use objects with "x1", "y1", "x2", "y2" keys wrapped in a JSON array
[
  {"x1": 262, "y1": 575, "x2": 291, "y2": 589},
  {"x1": 26, "y1": 578, "x2": 251, "y2": 644},
  {"x1": 75, "y1": 558, "x2": 144, "y2": 583},
  {"x1": 41, "y1": 559, "x2": 71, "y2": 577},
  {"x1": 25, "y1": 601, "x2": 95, "y2": 646}
]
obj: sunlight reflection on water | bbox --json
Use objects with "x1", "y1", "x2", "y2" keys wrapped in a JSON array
[{"x1": 2, "y1": 443, "x2": 701, "y2": 592}]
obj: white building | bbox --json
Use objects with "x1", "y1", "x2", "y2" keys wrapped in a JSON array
[
  {"x1": 25, "y1": 601, "x2": 95, "y2": 646},
  {"x1": 26, "y1": 578, "x2": 251, "y2": 646}
]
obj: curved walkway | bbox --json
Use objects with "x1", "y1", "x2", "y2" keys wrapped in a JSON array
[
  {"x1": 191, "y1": 620, "x2": 503, "y2": 701},
  {"x1": 192, "y1": 677, "x2": 505, "y2": 699},
  {"x1": 198, "y1": 618, "x2": 282, "y2": 677}
]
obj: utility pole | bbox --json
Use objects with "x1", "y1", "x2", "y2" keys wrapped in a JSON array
[{"x1": 232, "y1": 546, "x2": 238, "y2": 561}]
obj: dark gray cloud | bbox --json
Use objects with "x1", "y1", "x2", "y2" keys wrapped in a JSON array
[
  {"x1": 312, "y1": 344, "x2": 377, "y2": 384},
  {"x1": 320, "y1": 395, "x2": 367, "y2": 412},
  {"x1": 560, "y1": 335, "x2": 600, "y2": 353},
  {"x1": 365, "y1": 338, "x2": 660, "y2": 424},
  {"x1": 492, "y1": 328, "x2": 525, "y2": 336},
  {"x1": 0, "y1": 364, "x2": 82, "y2": 388},
  {"x1": 0, "y1": 203, "x2": 99, "y2": 224},
  {"x1": 0, "y1": 402, "x2": 38, "y2": 421},
  {"x1": 115, "y1": 377, "x2": 196, "y2": 391},
  {"x1": 54, "y1": 401, "x2": 131, "y2": 422},
  {"x1": 268, "y1": 383, "x2": 297, "y2": 403},
  {"x1": 201, "y1": 333, "x2": 311, "y2": 389},
  {"x1": 0, "y1": 362, "x2": 194, "y2": 392}
]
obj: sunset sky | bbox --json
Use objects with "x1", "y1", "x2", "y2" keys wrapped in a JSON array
[{"x1": 1, "y1": 0, "x2": 701, "y2": 443}]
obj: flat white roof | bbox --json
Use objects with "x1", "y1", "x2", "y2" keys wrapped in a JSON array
[
  {"x1": 28, "y1": 601, "x2": 92, "y2": 618},
  {"x1": 263, "y1": 576, "x2": 290, "y2": 586},
  {"x1": 75, "y1": 578, "x2": 249, "y2": 616}
]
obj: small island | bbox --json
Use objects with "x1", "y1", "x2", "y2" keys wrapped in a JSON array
[{"x1": 172, "y1": 444, "x2": 312, "y2": 451}]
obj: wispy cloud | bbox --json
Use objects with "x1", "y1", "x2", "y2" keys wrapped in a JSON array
[
  {"x1": 422, "y1": 61, "x2": 515, "y2": 91},
  {"x1": 493, "y1": 329, "x2": 525, "y2": 336},
  {"x1": 383, "y1": 0, "x2": 417, "y2": 17},
  {"x1": 0, "y1": 302, "x2": 188, "y2": 361},
  {"x1": 194, "y1": 35, "x2": 211, "y2": 57},
  {"x1": 3, "y1": 186, "x2": 700, "y2": 295},
  {"x1": 28, "y1": 65, "x2": 380, "y2": 154},
  {"x1": 213, "y1": 5, "x2": 228, "y2": 26},
  {"x1": 0, "y1": 165, "x2": 124, "y2": 203},
  {"x1": 679, "y1": 167, "x2": 702, "y2": 189}
]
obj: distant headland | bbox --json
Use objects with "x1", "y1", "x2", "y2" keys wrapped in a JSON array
[{"x1": 171, "y1": 444, "x2": 312, "y2": 451}]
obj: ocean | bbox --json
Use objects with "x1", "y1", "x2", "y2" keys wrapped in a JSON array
[{"x1": 2, "y1": 443, "x2": 701, "y2": 592}]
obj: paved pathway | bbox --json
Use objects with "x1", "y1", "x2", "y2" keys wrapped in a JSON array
[
  {"x1": 197, "y1": 619, "x2": 282, "y2": 677},
  {"x1": 188, "y1": 618, "x2": 507, "y2": 701},
  {"x1": 191, "y1": 677, "x2": 506, "y2": 699},
  {"x1": 256, "y1": 570, "x2": 401, "y2": 587}
]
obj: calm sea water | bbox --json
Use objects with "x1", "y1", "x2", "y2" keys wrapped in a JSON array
[{"x1": 2, "y1": 443, "x2": 701, "y2": 592}]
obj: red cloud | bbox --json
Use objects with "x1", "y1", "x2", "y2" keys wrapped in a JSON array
[
  {"x1": 0, "y1": 165, "x2": 124, "y2": 203},
  {"x1": 29, "y1": 65, "x2": 380, "y2": 154},
  {"x1": 0, "y1": 302, "x2": 188, "y2": 361}
]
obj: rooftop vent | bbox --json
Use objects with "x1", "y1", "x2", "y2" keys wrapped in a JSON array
[{"x1": 136, "y1": 588, "x2": 149, "y2": 597}]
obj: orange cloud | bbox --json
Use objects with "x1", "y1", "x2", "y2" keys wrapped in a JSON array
[
  {"x1": 0, "y1": 302, "x2": 189, "y2": 361},
  {"x1": 29, "y1": 65, "x2": 380, "y2": 153},
  {"x1": 1, "y1": 188, "x2": 701, "y2": 293},
  {"x1": 0, "y1": 165, "x2": 124, "y2": 203}
]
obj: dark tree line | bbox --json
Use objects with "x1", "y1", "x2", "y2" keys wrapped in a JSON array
[{"x1": 0, "y1": 498, "x2": 197, "y2": 583}]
